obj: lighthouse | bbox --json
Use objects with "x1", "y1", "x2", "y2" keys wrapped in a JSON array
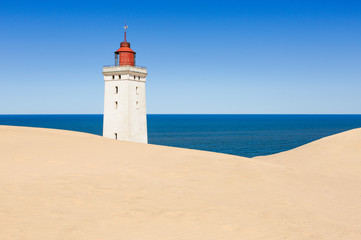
[{"x1": 102, "y1": 25, "x2": 148, "y2": 143}]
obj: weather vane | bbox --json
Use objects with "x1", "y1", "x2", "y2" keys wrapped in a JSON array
[
  {"x1": 123, "y1": 22, "x2": 128, "y2": 42},
  {"x1": 123, "y1": 20, "x2": 128, "y2": 31}
]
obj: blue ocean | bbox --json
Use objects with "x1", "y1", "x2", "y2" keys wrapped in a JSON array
[{"x1": 1, "y1": 114, "x2": 361, "y2": 158}]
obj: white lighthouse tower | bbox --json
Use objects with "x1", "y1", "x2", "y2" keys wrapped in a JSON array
[{"x1": 102, "y1": 25, "x2": 148, "y2": 143}]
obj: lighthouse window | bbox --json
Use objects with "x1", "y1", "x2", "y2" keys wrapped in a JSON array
[
  {"x1": 112, "y1": 75, "x2": 115, "y2": 80},
  {"x1": 119, "y1": 75, "x2": 121, "y2": 79},
  {"x1": 114, "y1": 133, "x2": 117, "y2": 140},
  {"x1": 134, "y1": 76, "x2": 136, "y2": 80},
  {"x1": 115, "y1": 86, "x2": 118, "y2": 94},
  {"x1": 136, "y1": 86, "x2": 139, "y2": 95},
  {"x1": 115, "y1": 101, "x2": 118, "y2": 109},
  {"x1": 136, "y1": 101, "x2": 139, "y2": 110}
]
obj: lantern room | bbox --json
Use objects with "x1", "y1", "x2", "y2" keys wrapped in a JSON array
[{"x1": 114, "y1": 26, "x2": 136, "y2": 66}]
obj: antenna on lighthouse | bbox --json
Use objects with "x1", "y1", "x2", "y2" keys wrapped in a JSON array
[{"x1": 123, "y1": 22, "x2": 128, "y2": 42}]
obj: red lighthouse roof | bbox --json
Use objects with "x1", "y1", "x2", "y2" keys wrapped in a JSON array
[{"x1": 115, "y1": 41, "x2": 135, "y2": 53}]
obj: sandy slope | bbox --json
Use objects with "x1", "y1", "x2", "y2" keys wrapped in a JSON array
[{"x1": 0, "y1": 126, "x2": 360, "y2": 240}]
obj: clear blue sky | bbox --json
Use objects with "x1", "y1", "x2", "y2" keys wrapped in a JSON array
[{"x1": 0, "y1": 0, "x2": 360, "y2": 114}]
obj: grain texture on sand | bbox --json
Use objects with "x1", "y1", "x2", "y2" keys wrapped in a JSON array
[{"x1": 0, "y1": 126, "x2": 360, "y2": 239}]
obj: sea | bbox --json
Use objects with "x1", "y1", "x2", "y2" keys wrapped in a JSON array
[{"x1": 1, "y1": 114, "x2": 361, "y2": 158}]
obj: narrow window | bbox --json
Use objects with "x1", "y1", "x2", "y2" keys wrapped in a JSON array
[
  {"x1": 136, "y1": 101, "x2": 139, "y2": 110},
  {"x1": 112, "y1": 75, "x2": 115, "y2": 80},
  {"x1": 115, "y1": 133, "x2": 117, "y2": 140},
  {"x1": 115, "y1": 86, "x2": 118, "y2": 94},
  {"x1": 134, "y1": 75, "x2": 136, "y2": 80},
  {"x1": 119, "y1": 75, "x2": 121, "y2": 79},
  {"x1": 136, "y1": 86, "x2": 139, "y2": 95},
  {"x1": 115, "y1": 101, "x2": 118, "y2": 109}
]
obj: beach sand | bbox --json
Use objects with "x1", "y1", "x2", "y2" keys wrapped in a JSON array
[{"x1": 0, "y1": 125, "x2": 360, "y2": 239}]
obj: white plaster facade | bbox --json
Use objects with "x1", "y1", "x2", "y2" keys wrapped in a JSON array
[{"x1": 102, "y1": 65, "x2": 148, "y2": 143}]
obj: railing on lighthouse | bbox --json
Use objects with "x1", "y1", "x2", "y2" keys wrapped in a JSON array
[
  {"x1": 104, "y1": 64, "x2": 147, "y2": 68},
  {"x1": 114, "y1": 53, "x2": 119, "y2": 66}
]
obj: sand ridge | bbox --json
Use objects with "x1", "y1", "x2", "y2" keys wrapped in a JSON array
[{"x1": 0, "y1": 125, "x2": 360, "y2": 239}]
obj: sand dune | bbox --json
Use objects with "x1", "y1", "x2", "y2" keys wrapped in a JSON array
[{"x1": 0, "y1": 126, "x2": 360, "y2": 239}]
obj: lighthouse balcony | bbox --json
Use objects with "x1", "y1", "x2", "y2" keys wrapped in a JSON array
[
  {"x1": 103, "y1": 65, "x2": 147, "y2": 73},
  {"x1": 102, "y1": 65, "x2": 147, "y2": 81}
]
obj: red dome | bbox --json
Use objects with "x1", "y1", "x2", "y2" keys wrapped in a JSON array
[{"x1": 115, "y1": 41, "x2": 135, "y2": 54}]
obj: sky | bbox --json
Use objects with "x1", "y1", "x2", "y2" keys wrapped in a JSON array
[{"x1": 0, "y1": 0, "x2": 360, "y2": 114}]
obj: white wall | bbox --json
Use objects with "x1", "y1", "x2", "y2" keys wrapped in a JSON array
[{"x1": 103, "y1": 66, "x2": 147, "y2": 143}]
